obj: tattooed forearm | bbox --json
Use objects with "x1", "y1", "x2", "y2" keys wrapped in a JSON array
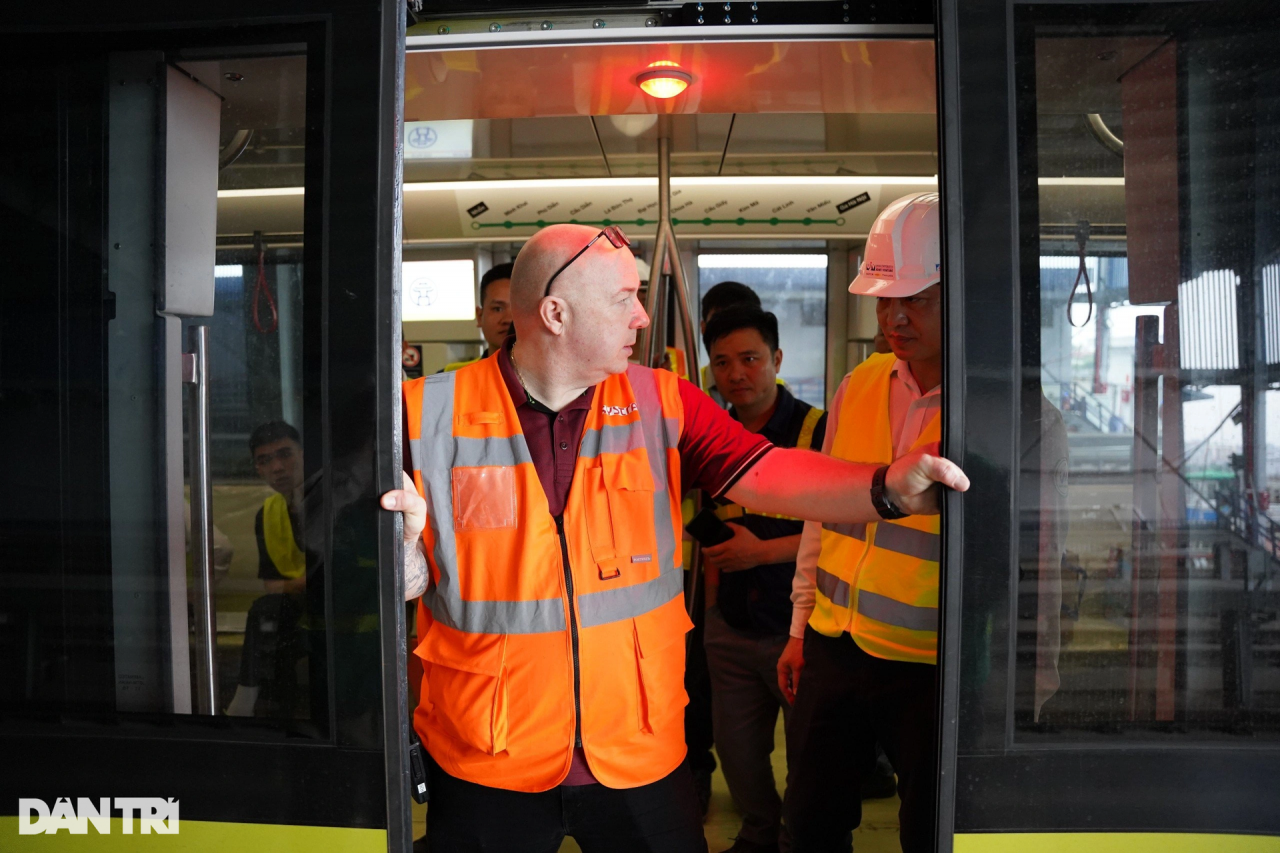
[{"x1": 404, "y1": 538, "x2": 428, "y2": 601}]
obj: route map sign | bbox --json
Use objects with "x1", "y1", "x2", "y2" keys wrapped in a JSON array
[{"x1": 448, "y1": 178, "x2": 896, "y2": 238}]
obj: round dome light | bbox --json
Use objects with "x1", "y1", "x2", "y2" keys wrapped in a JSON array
[{"x1": 636, "y1": 61, "x2": 693, "y2": 99}]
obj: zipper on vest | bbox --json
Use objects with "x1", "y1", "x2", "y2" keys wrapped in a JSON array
[{"x1": 555, "y1": 514, "x2": 583, "y2": 748}]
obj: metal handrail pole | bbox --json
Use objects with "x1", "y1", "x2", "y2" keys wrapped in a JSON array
[{"x1": 185, "y1": 325, "x2": 218, "y2": 715}]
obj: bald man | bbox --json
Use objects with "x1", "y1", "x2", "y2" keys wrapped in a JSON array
[{"x1": 381, "y1": 224, "x2": 968, "y2": 853}]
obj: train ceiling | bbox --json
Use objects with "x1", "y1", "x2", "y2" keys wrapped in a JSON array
[{"x1": 404, "y1": 41, "x2": 937, "y2": 121}]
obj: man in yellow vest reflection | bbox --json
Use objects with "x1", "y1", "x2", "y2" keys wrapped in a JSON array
[
  {"x1": 778, "y1": 192, "x2": 945, "y2": 853},
  {"x1": 226, "y1": 420, "x2": 307, "y2": 717},
  {"x1": 441, "y1": 262, "x2": 514, "y2": 372}
]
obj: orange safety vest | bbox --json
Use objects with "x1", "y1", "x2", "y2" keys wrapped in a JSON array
[{"x1": 404, "y1": 354, "x2": 693, "y2": 792}]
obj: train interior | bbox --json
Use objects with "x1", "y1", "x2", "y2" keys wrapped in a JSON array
[{"x1": 192, "y1": 28, "x2": 1279, "y2": 847}]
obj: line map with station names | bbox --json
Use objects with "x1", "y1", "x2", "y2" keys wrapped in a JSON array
[{"x1": 471, "y1": 215, "x2": 847, "y2": 229}]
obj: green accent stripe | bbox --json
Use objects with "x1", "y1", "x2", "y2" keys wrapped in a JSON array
[
  {"x1": 1, "y1": 817, "x2": 384, "y2": 851},
  {"x1": 954, "y1": 833, "x2": 1280, "y2": 853},
  {"x1": 472, "y1": 216, "x2": 846, "y2": 230}
]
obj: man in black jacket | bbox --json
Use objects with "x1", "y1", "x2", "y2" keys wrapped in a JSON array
[{"x1": 700, "y1": 307, "x2": 826, "y2": 853}]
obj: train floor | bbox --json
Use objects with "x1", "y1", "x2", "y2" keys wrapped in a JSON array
[{"x1": 411, "y1": 718, "x2": 904, "y2": 852}]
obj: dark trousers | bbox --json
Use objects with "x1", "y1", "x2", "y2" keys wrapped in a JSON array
[
  {"x1": 238, "y1": 593, "x2": 304, "y2": 688},
  {"x1": 685, "y1": 568, "x2": 717, "y2": 788},
  {"x1": 782, "y1": 628, "x2": 938, "y2": 853},
  {"x1": 426, "y1": 758, "x2": 707, "y2": 853},
  {"x1": 703, "y1": 606, "x2": 790, "y2": 846}
]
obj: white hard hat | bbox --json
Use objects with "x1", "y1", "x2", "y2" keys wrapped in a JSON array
[{"x1": 849, "y1": 192, "x2": 940, "y2": 298}]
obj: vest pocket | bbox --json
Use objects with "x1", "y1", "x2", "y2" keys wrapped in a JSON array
[
  {"x1": 586, "y1": 453, "x2": 659, "y2": 575},
  {"x1": 415, "y1": 623, "x2": 508, "y2": 755},
  {"x1": 452, "y1": 465, "x2": 517, "y2": 531},
  {"x1": 583, "y1": 468, "x2": 618, "y2": 572},
  {"x1": 632, "y1": 601, "x2": 694, "y2": 734}
]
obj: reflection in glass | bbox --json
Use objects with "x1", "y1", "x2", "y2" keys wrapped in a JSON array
[
  {"x1": 0, "y1": 48, "x2": 321, "y2": 727},
  {"x1": 1011, "y1": 22, "x2": 1280, "y2": 739}
]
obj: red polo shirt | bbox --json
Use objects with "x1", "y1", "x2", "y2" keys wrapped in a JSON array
[{"x1": 496, "y1": 338, "x2": 772, "y2": 514}]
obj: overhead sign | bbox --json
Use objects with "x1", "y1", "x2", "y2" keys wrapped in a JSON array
[
  {"x1": 402, "y1": 259, "x2": 476, "y2": 322},
  {"x1": 430, "y1": 178, "x2": 915, "y2": 241},
  {"x1": 404, "y1": 119, "x2": 473, "y2": 160}
]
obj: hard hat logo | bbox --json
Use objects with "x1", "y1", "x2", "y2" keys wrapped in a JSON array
[{"x1": 849, "y1": 192, "x2": 941, "y2": 298}]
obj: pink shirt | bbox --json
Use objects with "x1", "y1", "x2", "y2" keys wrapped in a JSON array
[{"x1": 788, "y1": 359, "x2": 941, "y2": 639}]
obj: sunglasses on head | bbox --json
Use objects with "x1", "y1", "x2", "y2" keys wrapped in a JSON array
[{"x1": 542, "y1": 226, "x2": 632, "y2": 299}]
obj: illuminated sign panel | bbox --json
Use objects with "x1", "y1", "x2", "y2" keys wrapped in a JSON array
[{"x1": 402, "y1": 259, "x2": 476, "y2": 322}]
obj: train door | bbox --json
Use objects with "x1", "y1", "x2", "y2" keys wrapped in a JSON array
[
  {"x1": 938, "y1": 0, "x2": 1280, "y2": 848},
  {"x1": 0, "y1": 2, "x2": 412, "y2": 849}
]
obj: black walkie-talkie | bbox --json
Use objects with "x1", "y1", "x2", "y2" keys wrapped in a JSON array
[{"x1": 408, "y1": 729, "x2": 429, "y2": 803}]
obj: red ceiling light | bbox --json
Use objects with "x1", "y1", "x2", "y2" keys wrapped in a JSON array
[{"x1": 636, "y1": 61, "x2": 693, "y2": 99}]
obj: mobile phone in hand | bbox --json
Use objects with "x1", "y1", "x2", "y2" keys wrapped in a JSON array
[{"x1": 685, "y1": 507, "x2": 735, "y2": 547}]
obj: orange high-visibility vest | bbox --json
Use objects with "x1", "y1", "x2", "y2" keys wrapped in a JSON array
[
  {"x1": 405, "y1": 354, "x2": 693, "y2": 792},
  {"x1": 811, "y1": 353, "x2": 941, "y2": 664}
]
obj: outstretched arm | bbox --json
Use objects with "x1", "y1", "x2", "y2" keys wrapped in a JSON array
[{"x1": 725, "y1": 442, "x2": 968, "y2": 524}]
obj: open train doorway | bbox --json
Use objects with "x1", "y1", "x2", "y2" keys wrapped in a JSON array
[{"x1": 386, "y1": 17, "x2": 941, "y2": 853}]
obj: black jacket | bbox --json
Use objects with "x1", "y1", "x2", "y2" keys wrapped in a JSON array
[{"x1": 710, "y1": 385, "x2": 827, "y2": 636}]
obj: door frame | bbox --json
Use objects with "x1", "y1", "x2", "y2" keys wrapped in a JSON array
[{"x1": 0, "y1": 2, "x2": 410, "y2": 847}]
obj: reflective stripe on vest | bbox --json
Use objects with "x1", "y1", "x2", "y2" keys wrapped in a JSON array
[
  {"x1": 823, "y1": 519, "x2": 939, "y2": 563},
  {"x1": 262, "y1": 492, "x2": 305, "y2": 579},
  {"x1": 815, "y1": 567, "x2": 936, "y2": 631},
  {"x1": 811, "y1": 352, "x2": 941, "y2": 664},
  {"x1": 796, "y1": 406, "x2": 823, "y2": 455}
]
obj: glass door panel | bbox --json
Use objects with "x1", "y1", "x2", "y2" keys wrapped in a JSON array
[
  {"x1": 1016, "y1": 19, "x2": 1280, "y2": 737},
  {"x1": 940, "y1": 0, "x2": 1280, "y2": 843},
  {"x1": 0, "y1": 4, "x2": 406, "y2": 845}
]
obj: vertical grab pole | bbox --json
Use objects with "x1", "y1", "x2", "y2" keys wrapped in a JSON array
[
  {"x1": 647, "y1": 124, "x2": 701, "y2": 382},
  {"x1": 666, "y1": 220, "x2": 699, "y2": 384},
  {"x1": 642, "y1": 225, "x2": 667, "y2": 366},
  {"x1": 643, "y1": 132, "x2": 672, "y2": 367},
  {"x1": 649, "y1": 120, "x2": 707, "y2": 622},
  {"x1": 184, "y1": 325, "x2": 218, "y2": 715}
]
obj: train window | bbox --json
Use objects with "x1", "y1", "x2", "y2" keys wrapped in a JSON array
[
  {"x1": 0, "y1": 46, "x2": 345, "y2": 732},
  {"x1": 1004, "y1": 12, "x2": 1280, "y2": 743},
  {"x1": 697, "y1": 252, "x2": 829, "y2": 407}
]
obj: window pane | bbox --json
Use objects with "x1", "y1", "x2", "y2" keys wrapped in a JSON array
[
  {"x1": 697, "y1": 253, "x2": 828, "y2": 407},
  {"x1": 0, "y1": 47, "x2": 328, "y2": 731},
  {"x1": 1011, "y1": 15, "x2": 1280, "y2": 741}
]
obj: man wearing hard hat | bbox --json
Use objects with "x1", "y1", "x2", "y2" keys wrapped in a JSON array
[{"x1": 778, "y1": 192, "x2": 945, "y2": 853}]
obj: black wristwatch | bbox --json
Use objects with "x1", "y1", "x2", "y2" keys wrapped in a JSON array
[{"x1": 870, "y1": 465, "x2": 909, "y2": 520}]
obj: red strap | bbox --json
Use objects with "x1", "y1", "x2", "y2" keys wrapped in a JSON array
[{"x1": 252, "y1": 246, "x2": 278, "y2": 334}]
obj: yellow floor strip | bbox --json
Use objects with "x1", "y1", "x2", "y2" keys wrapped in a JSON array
[
  {"x1": 955, "y1": 833, "x2": 1280, "y2": 853},
  {"x1": 2, "y1": 817, "x2": 385, "y2": 852}
]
